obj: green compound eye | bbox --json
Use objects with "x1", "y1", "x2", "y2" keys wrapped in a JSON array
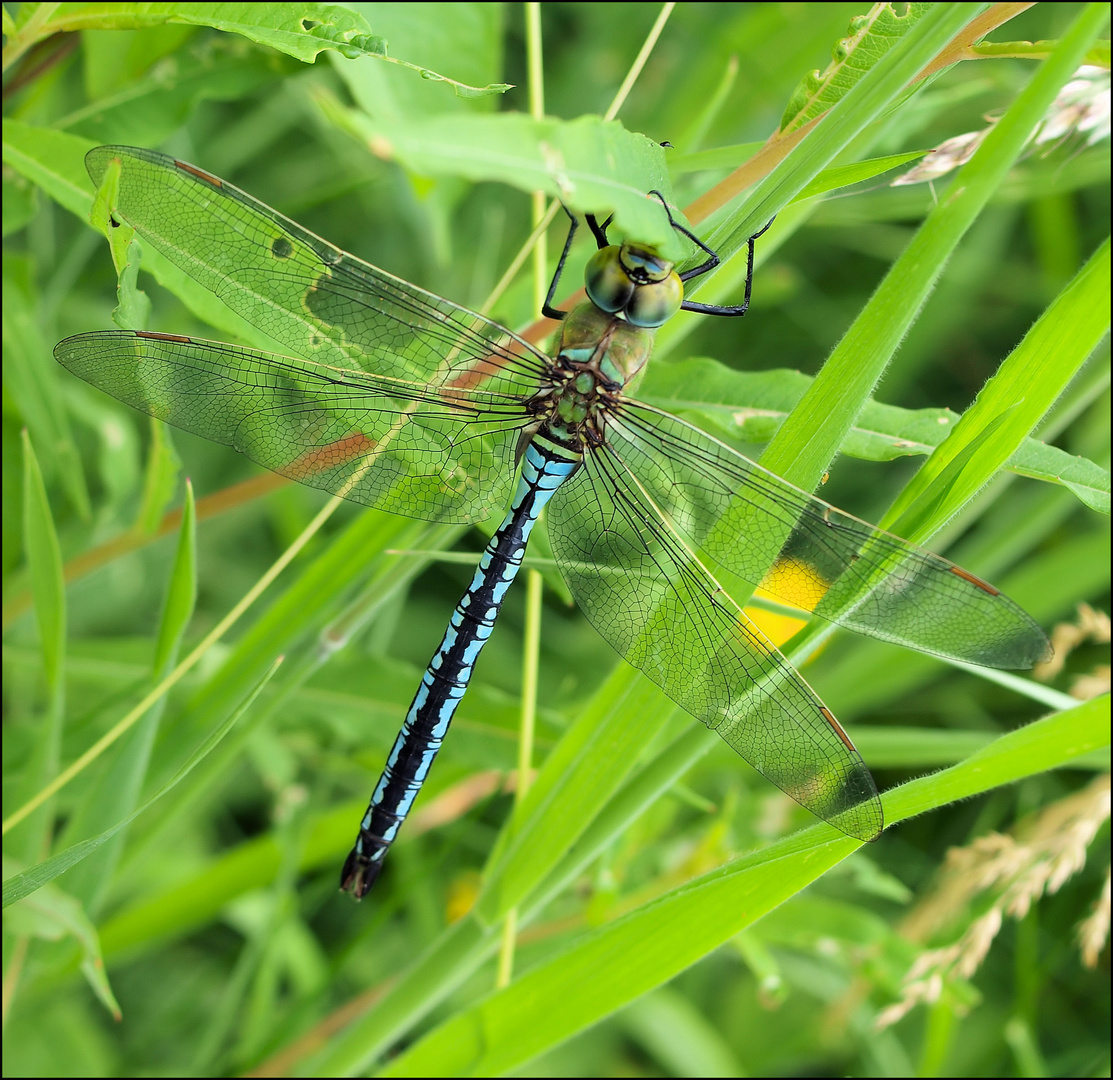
[
  {"x1": 619, "y1": 244, "x2": 673, "y2": 283},
  {"x1": 585, "y1": 246, "x2": 634, "y2": 314},
  {"x1": 625, "y1": 271, "x2": 683, "y2": 328},
  {"x1": 585, "y1": 245, "x2": 683, "y2": 327}
]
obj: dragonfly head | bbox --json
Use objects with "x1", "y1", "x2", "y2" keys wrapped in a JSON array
[{"x1": 585, "y1": 243, "x2": 683, "y2": 329}]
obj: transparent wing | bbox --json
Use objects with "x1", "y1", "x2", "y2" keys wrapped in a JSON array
[
  {"x1": 55, "y1": 331, "x2": 529, "y2": 522},
  {"x1": 608, "y1": 402, "x2": 1051, "y2": 669},
  {"x1": 84, "y1": 145, "x2": 551, "y2": 393},
  {"x1": 548, "y1": 446, "x2": 884, "y2": 842}
]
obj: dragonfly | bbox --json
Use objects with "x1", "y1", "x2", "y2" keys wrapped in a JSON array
[{"x1": 56, "y1": 146, "x2": 1051, "y2": 898}]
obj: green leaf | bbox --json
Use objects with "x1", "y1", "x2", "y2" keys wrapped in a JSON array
[
  {"x1": 151, "y1": 480, "x2": 197, "y2": 677},
  {"x1": 2, "y1": 854, "x2": 122, "y2": 1020},
  {"x1": 135, "y1": 417, "x2": 183, "y2": 535},
  {"x1": 377, "y1": 698, "x2": 1108, "y2": 1078},
  {"x1": 56, "y1": 40, "x2": 290, "y2": 147},
  {"x1": 762, "y1": 3, "x2": 1111, "y2": 510},
  {"x1": 41, "y1": 481, "x2": 195, "y2": 915},
  {"x1": 20, "y1": 430, "x2": 65, "y2": 700},
  {"x1": 319, "y1": 107, "x2": 680, "y2": 256},
  {"x1": 6, "y1": 3, "x2": 509, "y2": 96},
  {"x1": 970, "y1": 38, "x2": 1112, "y2": 67},
  {"x1": 8, "y1": 432, "x2": 67, "y2": 868},
  {"x1": 885, "y1": 237, "x2": 1111, "y2": 539},
  {"x1": 2, "y1": 119, "x2": 101, "y2": 220},
  {"x1": 2, "y1": 261, "x2": 92, "y2": 520},
  {"x1": 780, "y1": 4, "x2": 937, "y2": 132},
  {"x1": 642, "y1": 358, "x2": 1109, "y2": 513},
  {"x1": 2, "y1": 651, "x2": 277, "y2": 910},
  {"x1": 667, "y1": 141, "x2": 763, "y2": 175},
  {"x1": 2, "y1": 165, "x2": 38, "y2": 235},
  {"x1": 791, "y1": 150, "x2": 929, "y2": 201}
]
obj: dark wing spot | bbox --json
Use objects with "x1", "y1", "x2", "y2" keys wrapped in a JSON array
[
  {"x1": 271, "y1": 236, "x2": 294, "y2": 260},
  {"x1": 949, "y1": 565, "x2": 1000, "y2": 596},
  {"x1": 820, "y1": 707, "x2": 856, "y2": 752},
  {"x1": 137, "y1": 331, "x2": 192, "y2": 343},
  {"x1": 176, "y1": 160, "x2": 223, "y2": 188}
]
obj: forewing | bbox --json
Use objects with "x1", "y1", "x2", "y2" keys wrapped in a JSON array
[
  {"x1": 547, "y1": 446, "x2": 883, "y2": 842},
  {"x1": 84, "y1": 145, "x2": 550, "y2": 396},
  {"x1": 55, "y1": 331, "x2": 527, "y2": 522},
  {"x1": 609, "y1": 403, "x2": 1050, "y2": 669}
]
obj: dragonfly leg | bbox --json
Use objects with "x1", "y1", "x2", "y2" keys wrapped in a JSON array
[
  {"x1": 678, "y1": 215, "x2": 774, "y2": 318},
  {"x1": 585, "y1": 211, "x2": 612, "y2": 248},
  {"x1": 542, "y1": 205, "x2": 580, "y2": 320},
  {"x1": 543, "y1": 202, "x2": 617, "y2": 320},
  {"x1": 646, "y1": 189, "x2": 721, "y2": 280},
  {"x1": 645, "y1": 190, "x2": 774, "y2": 319}
]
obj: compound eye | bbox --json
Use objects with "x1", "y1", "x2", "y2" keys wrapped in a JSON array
[
  {"x1": 625, "y1": 270, "x2": 683, "y2": 328},
  {"x1": 585, "y1": 246, "x2": 635, "y2": 314},
  {"x1": 619, "y1": 243, "x2": 671, "y2": 284}
]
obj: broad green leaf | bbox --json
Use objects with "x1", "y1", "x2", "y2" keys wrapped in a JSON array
[
  {"x1": 2, "y1": 164, "x2": 37, "y2": 235},
  {"x1": 667, "y1": 141, "x2": 763, "y2": 175},
  {"x1": 642, "y1": 358, "x2": 1110, "y2": 513},
  {"x1": 5, "y1": 3, "x2": 509, "y2": 96},
  {"x1": 2, "y1": 119, "x2": 100, "y2": 218},
  {"x1": 332, "y1": 2, "x2": 508, "y2": 121},
  {"x1": 321, "y1": 106, "x2": 681, "y2": 256}
]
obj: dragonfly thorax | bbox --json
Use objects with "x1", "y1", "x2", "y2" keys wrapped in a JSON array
[{"x1": 525, "y1": 301, "x2": 653, "y2": 450}]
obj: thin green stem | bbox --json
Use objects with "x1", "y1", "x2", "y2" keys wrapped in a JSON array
[
  {"x1": 498, "y1": 3, "x2": 547, "y2": 990},
  {"x1": 602, "y1": 3, "x2": 675, "y2": 122}
]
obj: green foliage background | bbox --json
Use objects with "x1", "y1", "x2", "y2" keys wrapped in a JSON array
[{"x1": 2, "y1": 2, "x2": 1110, "y2": 1076}]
